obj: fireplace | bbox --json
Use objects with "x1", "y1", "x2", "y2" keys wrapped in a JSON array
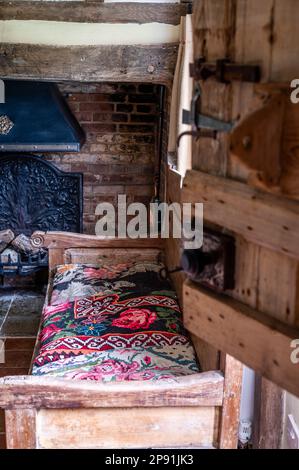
[
  {"x1": 0, "y1": 79, "x2": 85, "y2": 285},
  {"x1": 0, "y1": 154, "x2": 83, "y2": 283}
]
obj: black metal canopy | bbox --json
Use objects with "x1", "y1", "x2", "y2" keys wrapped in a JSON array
[{"x1": 0, "y1": 80, "x2": 85, "y2": 152}]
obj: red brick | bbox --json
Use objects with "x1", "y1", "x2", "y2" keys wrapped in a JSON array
[
  {"x1": 46, "y1": 83, "x2": 162, "y2": 234},
  {"x1": 129, "y1": 94, "x2": 159, "y2": 103},
  {"x1": 0, "y1": 411, "x2": 5, "y2": 433},
  {"x1": 93, "y1": 113, "x2": 128, "y2": 123},
  {"x1": 83, "y1": 124, "x2": 117, "y2": 133},
  {"x1": 3, "y1": 350, "x2": 33, "y2": 368},
  {"x1": 116, "y1": 104, "x2": 133, "y2": 113},
  {"x1": 0, "y1": 433, "x2": 6, "y2": 449},
  {"x1": 118, "y1": 124, "x2": 155, "y2": 133},
  {"x1": 80, "y1": 102, "x2": 103, "y2": 112},
  {"x1": 76, "y1": 112, "x2": 93, "y2": 122},
  {"x1": 68, "y1": 102, "x2": 80, "y2": 113},
  {"x1": 136, "y1": 104, "x2": 154, "y2": 113},
  {"x1": 0, "y1": 368, "x2": 29, "y2": 377},
  {"x1": 67, "y1": 93, "x2": 90, "y2": 102},
  {"x1": 131, "y1": 114, "x2": 157, "y2": 123},
  {"x1": 138, "y1": 84, "x2": 156, "y2": 93},
  {"x1": 119, "y1": 84, "x2": 137, "y2": 93},
  {"x1": 4, "y1": 338, "x2": 36, "y2": 351}
]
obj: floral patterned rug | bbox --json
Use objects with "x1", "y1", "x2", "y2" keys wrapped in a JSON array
[{"x1": 32, "y1": 262, "x2": 200, "y2": 382}]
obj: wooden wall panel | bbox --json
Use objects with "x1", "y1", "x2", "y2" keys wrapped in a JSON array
[
  {"x1": 271, "y1": 0, "x2": 299, "y2": 82},
  {"x1": 258, "y1": 249, "x2": 299, "y2": 327},
  {"x1": 191, "y1": 0, "x2": 299, "y2": 448},
  {"x1": 193, "y1": 0, "x2": 237, "y2": 61},
  {"x1": 183, "y1": 170, "x2": 299, "y2": 260},
  {"x1": 234, "y1": 0, "x2": 274, "y2": 82}
]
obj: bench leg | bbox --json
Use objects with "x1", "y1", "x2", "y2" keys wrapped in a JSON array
[{"x1": 5, "y1": 409, "x2": 37, "y2": 449}]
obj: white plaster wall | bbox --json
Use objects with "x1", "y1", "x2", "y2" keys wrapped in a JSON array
[
  {"x1": 282, "y1": 393, "x2": 299, "y2": 449},
  {"x1": 0, "y1": 20, "x2": 180, "y2": 46}
]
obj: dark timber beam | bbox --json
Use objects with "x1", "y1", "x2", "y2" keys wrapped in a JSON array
[
  {"x1": 0, "y1": 44, "x2": 178, "y2": 85},
  {"x1": 0, "y1": 2, "x2": 189, "y2": 25}
]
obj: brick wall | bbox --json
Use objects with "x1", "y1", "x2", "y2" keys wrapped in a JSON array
[{"x1": 46, "y1": 82, "x2": 163, "y2": 234}]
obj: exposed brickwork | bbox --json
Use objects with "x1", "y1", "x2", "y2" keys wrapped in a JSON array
[{"x1": 46, "y1": 82, "x2": 162, "y2": 234}]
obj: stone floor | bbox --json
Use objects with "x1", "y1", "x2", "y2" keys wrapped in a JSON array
[
  {"x1": 0, "y1": 287, "x2": 45, "y2": 448},
  {"x1": 0, "y1": 288, "x2": 44, "y2": 337}
]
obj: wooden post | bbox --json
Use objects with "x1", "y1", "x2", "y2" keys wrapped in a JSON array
[
  {"x1": 253, "y1": 376, "x2": 284, "y2": 449},
  {"x1": 218, "y1": 354, "x2": 243, "y2": 449}
]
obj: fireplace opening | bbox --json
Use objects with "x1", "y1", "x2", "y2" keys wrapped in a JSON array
[{"x1": 0, "y1": 154, "x2": 83, "y2": 290}]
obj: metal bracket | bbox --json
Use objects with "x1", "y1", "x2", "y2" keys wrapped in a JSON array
[
  {"x1": 190, "y1": 58, "x2": 261, "y2": 83},
  {"x1": 182, "y1": 108, "x2": 234, "y2": 132},
  {"x1": 177, "y1": 84, "x2": 234, "y2": 147}
]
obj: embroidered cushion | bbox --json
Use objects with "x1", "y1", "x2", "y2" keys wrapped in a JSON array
[
  {"x1": 50, "y1": 262, "x2": 170, "y2": 305},
  {"x1": 33, "y1": 284, "x2": 200, "y2": 382}
]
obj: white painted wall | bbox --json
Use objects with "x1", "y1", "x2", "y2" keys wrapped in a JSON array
[
  {"x1": 0, "y1": 20, "x2": 180, "y2": 46},
  {"x1": 282, "y1": 393, "x2": 299, "y2": 449}
]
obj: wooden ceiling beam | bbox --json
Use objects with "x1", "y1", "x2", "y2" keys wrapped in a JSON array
[
  {"x1": 0, "y1": 43, "x2": 178, "y2": 85},
  {"x1": 0, "y1": 2, "x2": 189, "y2": 25}
]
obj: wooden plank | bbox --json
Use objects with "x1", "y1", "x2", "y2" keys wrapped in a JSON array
[
  {"x1": 253, "y1": 376, "x2": 284, "y2": 449},
  {"x1": 165, "y1": 236, "x2": 185, "y2": 302},
  {"x1": 48, "y1": 248, "x2": 64, "y2": 271},
  {"x1": 192, "y1": 81, "x2": 231, "y2": 176},
  {"x1": 231, "y1": 236, "x2": 260, "y2": 307},
  {"x1": 192, "y1": 1, "x2": 236, "y2": 176},
  {"x1": 190, "y1": 334, "x2": 220, "y2": 373},
  {"x1": 193, "y1": 0, "x2": 237, "y2": 60},
  {"x1": 165, "y1": 169, "x2": 220, "y2": 373},
  {"x1": 64, "y1": 248, "x2": 163, "y2": 265},
  {"x1": 182, "y1": 170, "x2": 299, "y2": 259},
  {"x1": 271, "y1": 0, "x2": 299, "y2": 81},
  {"x1": 219, "y1": 355, "x2": 243, "y2": 449},
  {"x1": 230, "y1": 93, "x2": 285, "y2": 188},
  {"x1": 280, "y1": 92, "x2": 299, "y2": 200},
  {"x1": 234, "y1": 0, "x2": 274, "y2": 82},
  {"x1": 37, "y1": 406, "x2": 217, "y2": 449},
  {"x1": 167, "y1": 167, "x2": 182, "y2": 204},
  {"x1": 5, "y1": 409, "x2": 36, "y2": 449},
  {"x1": 0, "y1": 373, "x2": 224, "y2": 409},
  {"x1": 31, "y1": 231, "x2": 165, "y2": 250},
  {"x1": 183, "y1": 280, "x2": 299, "y2": 397},
  {"x1": 258, "y1": 248, "x2": 299, "y2": 327},
  {"x1": 0, "y1": 43, "x2": 178, "y2": 85},
  {"x1": 0, "y1": 2, "x2": 188, "y2": 25}
]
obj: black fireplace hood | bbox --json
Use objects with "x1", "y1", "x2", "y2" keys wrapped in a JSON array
[{"x1": 0, "y1": 80, "x2": 85, "y2": 152}]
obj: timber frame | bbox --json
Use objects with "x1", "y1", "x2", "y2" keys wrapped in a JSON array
[
  {"x1": 0, "y1": 231, "x2": 242, "y2": 449},
  {"x1": 0, "y1": 44, "x2": 178, "y2": 86}
]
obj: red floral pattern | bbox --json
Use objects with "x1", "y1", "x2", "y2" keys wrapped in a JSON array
[
  {"x1": 111, "y1": 308, "x2": 157, "y2": 330},
  {"x1": 32, "y1": 262, "x2": 200, "y2": 381}
]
